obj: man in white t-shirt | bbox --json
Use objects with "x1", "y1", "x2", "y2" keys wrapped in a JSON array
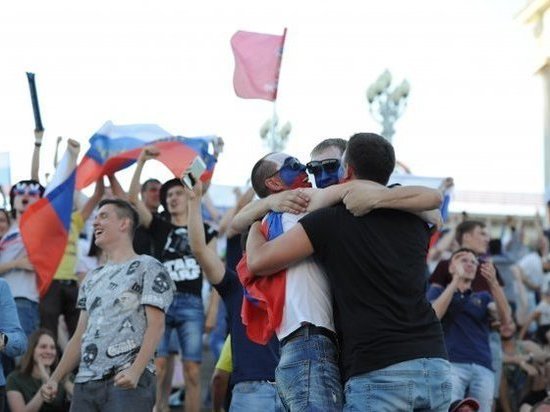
[{"x1": 233, "y1": 138, "x2": 441, "y2": 411}]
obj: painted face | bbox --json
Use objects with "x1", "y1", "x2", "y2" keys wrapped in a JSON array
[
  {"x1": 0, "y1": 211, "x2": 9, "y2": 238},
  {"x1": 309, "y1": 146, "x2": 343, "y2": 188},
  {"x1": 166, "y1": 185, "x2": 188, "y2": 215},
  {"x1": 142, "y1": 182, "x2": 161, "y2": 210},
  {"x1": 13, "y1": 182, "x2": 42, "y2": 214},
  {"x1": 33, "y1": 334, "x2": 57, "y2": 368},
  {"x1": 266, "y1": 154, "x2": 310, "y2": 190}
]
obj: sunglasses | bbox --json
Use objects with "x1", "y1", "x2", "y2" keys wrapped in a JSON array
[
  {"x1": 306, "y1": 159, "x2": 340, "y2": 175},
  {"x1": 269, "y1": 157, "x2": 306, "y2": 178},
  {"x1": 14, "y1": 183, "x2": 41, "y2": 197}
]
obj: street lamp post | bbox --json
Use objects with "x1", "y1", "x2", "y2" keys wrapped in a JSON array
[
  {"x1": 366, "y1": 69, "x2": 410, "y2": 143},
  {"x1": 259, "y1": 114, "x2": 292, "y2": 152}
]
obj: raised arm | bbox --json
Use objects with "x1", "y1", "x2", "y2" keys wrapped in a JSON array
[
  {"x1": 186, "y1": 181, "x2": 225, "y2": 285},
  {"x1": 246, "y1": 221, "x2": 314, "y2": 276},
  {"x1": 231, "y1": 190, "x2": 310, "y2": 234},
  {"x1": 219, "y1": 187, "x2": 255, "y2": 238},
  {"x1": 428, "y1": 278, "x2": 459, "y2": 319},
  {"x1": 80, "y1": 178, "x2": 105, "y2": 222},
  {"x1": 128, "y1": 147, "x2": 158, "y2": 228},
  {"x1": 31, "y1": 130, "x2": 44, "y2": 182},
  {"x1": 108, "y1": 174, "x2": 129, "y2": 201},
  {"x1": 481, "y1": 261, "x2": 512, "y2": 326}
]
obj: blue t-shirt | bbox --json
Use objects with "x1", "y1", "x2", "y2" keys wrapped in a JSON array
[
  {"x1": 214, "y1": 270, "x2": 279, "y2": 385},
  {"x1": 427, "y1": 286, "x2": 493, "y2": 370}
]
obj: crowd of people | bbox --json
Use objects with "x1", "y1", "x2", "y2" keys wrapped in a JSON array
[{"x1": 0, "y1": 130, "x2": 548, "y2": 412}]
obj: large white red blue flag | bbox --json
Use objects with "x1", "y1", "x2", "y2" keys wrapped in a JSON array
[
  {"x1": 20, "y1": 147, "x2": 77, "y2": 297},
  {"x1": 231, "y1": 29, "x2": 286, "y2": 101},
  {"x1": 76, "y1": 121, "x2": 217, "y2": 189}
]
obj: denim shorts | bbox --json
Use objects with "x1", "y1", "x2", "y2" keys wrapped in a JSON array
[
  {"x1": 14, "y1": 298, "x2": 39, "y2": 337},
  {"x1": 156, "y1": 293, "x2": 204, "y2": 361}
]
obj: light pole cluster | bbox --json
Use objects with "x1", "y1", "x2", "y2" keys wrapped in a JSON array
[
  {"x1": 259, "y1": 114, "x2": 292, "y2": 152},
  {"x1": 366, "y1": 69, "x2": 410, "y2": 143}
]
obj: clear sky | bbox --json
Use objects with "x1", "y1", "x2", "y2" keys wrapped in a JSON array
[{"x1": 0, "y1": 0, "x2": 542, "y2": 197}]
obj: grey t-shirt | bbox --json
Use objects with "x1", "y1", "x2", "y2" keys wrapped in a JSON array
[{"x1": 75, "y1": 254, "x2": 174, "y2": 383}]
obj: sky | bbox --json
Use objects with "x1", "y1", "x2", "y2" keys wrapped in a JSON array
[{"x1": 0, "y1": 0, "x2": 542, "y2": 201}]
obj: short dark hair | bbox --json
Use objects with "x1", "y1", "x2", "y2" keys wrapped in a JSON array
[
  {"x1": 344, "y1": 133, "x2": 395, "y2": 184},
  {"x1": 159, "y1": 178, "x2": 184, "y2": 212},
  {"x1": 310, "y1": 138, "x2": 347, "y2": 158},
  {"x1": 450, "y1": 247, "x2": 477, "y2": 260},
  {"x1": 141, "y1": 178, "x2": 161, "y2": 193},
  {"x1": 251, "y1": 154, "x2": 279, "y2": 198},
  {"x1": 98, "y1": 198, "x2": 139, "y2": 235},
  {"x1": 455, "y1": 220, "x2": 485, "y2": 245}
]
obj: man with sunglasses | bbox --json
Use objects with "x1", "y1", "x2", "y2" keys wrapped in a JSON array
[
  {"x1": 234, "y1": 138, "x2": 442, "y2": 411},
  {"x1": 245, "y1": 133, "x2": 450, "y2": 411},
  {"x1": 428, "y1": 248, "x2": 510, "y2": 412},
  {"x1": 0, "y1": 179, "x2": 45, "y2": 338}
]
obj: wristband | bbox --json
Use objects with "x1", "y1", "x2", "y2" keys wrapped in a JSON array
[{"x1": 35, "y1": 142, "x2": 42, "y2": 148}]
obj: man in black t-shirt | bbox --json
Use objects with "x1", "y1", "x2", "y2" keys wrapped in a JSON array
[
  {"x1": 129, "y1": 147, "x2": 218, "y2": 412},
  {"x1": 247, "y1": 133, "x2": 451, "y2": 411}
]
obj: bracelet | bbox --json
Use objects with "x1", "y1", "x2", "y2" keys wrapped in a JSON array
[{"x1": 34, "y1": 143, "x2": 42, "y2": 148}]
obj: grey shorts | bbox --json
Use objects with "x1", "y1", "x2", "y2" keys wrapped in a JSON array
[{"x1": 70, "y1": 369, "x2": 156, "y2": 412}]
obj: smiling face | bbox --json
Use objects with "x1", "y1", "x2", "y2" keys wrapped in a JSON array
[
  {"x1": 33, "y1": 334, "x2": 57, "y2": 368},
  {"x1": 93, "y1": 204, "x2": 129, "y2": 248}
]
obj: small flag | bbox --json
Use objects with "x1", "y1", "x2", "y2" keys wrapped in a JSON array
[{"x1": 231, "y1": 29, "x2": 286, "y2": 101}]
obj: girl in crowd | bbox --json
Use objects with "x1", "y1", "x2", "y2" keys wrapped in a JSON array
[{"x1": 6, "y1": 329, "x2": 72, "y2": 412}]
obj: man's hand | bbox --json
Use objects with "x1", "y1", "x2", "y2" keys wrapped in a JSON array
[
  {"x1": 342, "y1": 180, "x2": 387, "y2": 216},
  {"x1": 67, "y1": 138, "x2": 81, "y2": 157},
  {"x1": 183, "y1": 170, "x2": 203, "y2": 202},
  {"x1": 480, "y1": 261, "x2": 498, "y2": 288},
  {"x1": 138, "y1": 146, "x2": 160, "y2": 164},
  {"x1": 14, "y1": 256, "x2": 34, "y2": 271},
  {"x1": 114, "y1": 367, "x2": 141, "y2": 389},
  {"x1": 269, "y1": 189, "x2": 309, "y2": 214},
  {"x1": 41, "y1": 379, "x2": 59, "y2": 403}
]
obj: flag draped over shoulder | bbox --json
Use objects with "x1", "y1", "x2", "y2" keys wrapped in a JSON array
[
  {"x1": 76, "y1": 121, "x2": 217, "y2": 189},
  {"x1": 21, "y1": 148, "x2": 77, "y2": 297},
  {"x1": 237, "y1": 212, "x2": 287, "y2": 344},
  {"x1": 231, "y1": 29, "x2": 286, "y2": 101}
]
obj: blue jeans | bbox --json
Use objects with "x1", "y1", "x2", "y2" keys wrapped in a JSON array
[
  {"x1": 157, "y1": 293, "x2": 204, "y2": 361},
  {"x1": 276, "y1": 334, "x2": 343, "y2": 411},
  {"x1": 450, "y1": 362, "x2": 494, "y2": 412},
  {"x1": 230, "y1": 381, "x2": 284, "y2": 412},
  {"x1": 14, "y1": 298, "x2": 39, "y2": 337},
  {"x1": 489, "y1": 331, "x2": 502, "y2": 399},
  {"x1": 344, "y1": 358, "x2": 451, "y2": 412},
  {"x1": 70, "y1": 369, "x2": 156, "y2": 412}
]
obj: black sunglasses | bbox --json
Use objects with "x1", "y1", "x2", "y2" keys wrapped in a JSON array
[
  {"x1": 268, "y1": 157, "x2": 305, "y2": 178},
  {"x1": 306, "y1": 158, "x2": 340, "y2": 175}
]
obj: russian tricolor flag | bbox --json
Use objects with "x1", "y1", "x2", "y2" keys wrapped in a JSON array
[
  {"x1": 76, "y1": 121, "x2": 217, "y2": 189},
  {"x1": 237, "y1": 212, "x2": 287, "y2": 344},
  {"x1": 20, "y1": 146, "x2": 77, "y2": 297}
]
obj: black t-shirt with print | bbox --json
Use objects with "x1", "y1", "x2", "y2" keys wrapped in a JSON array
[
  {"x1": 149, "y1": 214, "x2": 217, "y2": 296},
  {"x1": 299, "y1": 203, "x2": 447, "y2": 381}
]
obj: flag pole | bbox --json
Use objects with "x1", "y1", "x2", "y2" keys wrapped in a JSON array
[{"x1": 270, "y1": 28, "x2": 287, "y2": 151}]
